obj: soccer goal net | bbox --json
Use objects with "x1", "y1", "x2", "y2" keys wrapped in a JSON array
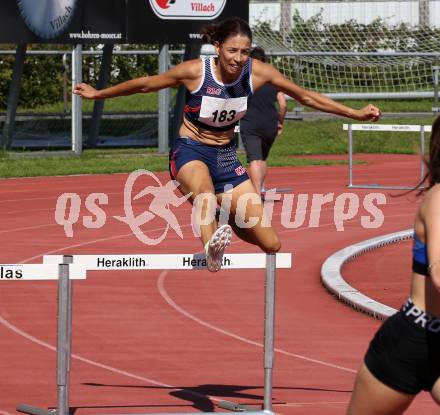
[{"x1": 250, "y1": 0, "x2": 440, "y2": 96}]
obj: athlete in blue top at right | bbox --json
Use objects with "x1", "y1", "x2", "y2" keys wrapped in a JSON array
[{"x1": 347, "y1": 115, "x2": 440, "y2": 414}]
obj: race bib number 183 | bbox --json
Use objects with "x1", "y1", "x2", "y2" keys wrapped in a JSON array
[{"x1": 199, "y1": 96, "x2": 247, "y2": 128}]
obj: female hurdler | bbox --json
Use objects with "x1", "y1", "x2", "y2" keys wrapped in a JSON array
[{"x1": 74, "y1": 17, "x2": 381, "y2": 272}]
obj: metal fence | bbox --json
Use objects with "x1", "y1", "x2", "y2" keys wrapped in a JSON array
[{"x1": 0, "y1": 47, "x2": 439, "y2": 152}]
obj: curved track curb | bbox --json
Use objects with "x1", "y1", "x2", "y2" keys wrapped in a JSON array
[{"x1": 321, "y1": 229, "x2": 414, "y2": 320}]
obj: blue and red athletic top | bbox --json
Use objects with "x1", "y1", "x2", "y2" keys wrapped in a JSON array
[
  {"x1": 413, "y1": 234, "x2": 429, "y2": 276},
  {"x1": 184, "y1": 56, "x2": 254, "y2": 132}
]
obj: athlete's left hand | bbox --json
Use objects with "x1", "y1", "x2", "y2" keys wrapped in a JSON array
[
  {"x1": 352, "y1": 104, "x2": 382, "y2": 122},
  {"x1": 277, "y1": 121, "x2": 284, "y2": 136}
]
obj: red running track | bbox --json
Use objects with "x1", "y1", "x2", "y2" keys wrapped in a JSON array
[{"x1": 0, "y1": 154, "x2": 437, "y2": 415}]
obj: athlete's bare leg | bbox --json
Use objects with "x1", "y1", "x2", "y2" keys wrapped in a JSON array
[
  {"x1": 217, "y1": 179, "x2": 280, "y2": 252},
  {"x1": 175, "y1": 160, "x2": 217, "y2": 247},
  {"x1": 430, "y1": 376, "x2": 440, "y2": 405},
  {"x1": 248, "y1": 160, "x2": 267, "y2": 196},
  {"x1": 347, "y1": 364, "x2": 415, "y2": 415}
]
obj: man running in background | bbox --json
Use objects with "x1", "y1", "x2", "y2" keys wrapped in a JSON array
[{"x1": 240, "y1": 47, "x2": 287, "y2": 197}]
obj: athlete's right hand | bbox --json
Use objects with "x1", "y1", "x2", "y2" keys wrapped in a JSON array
[{"x1": 73, "y1": 83, "x2": 100, "y2": 100}]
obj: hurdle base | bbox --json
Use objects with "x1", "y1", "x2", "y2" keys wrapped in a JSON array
[
  {"x1": 262, "y1": 187, "x2": 292, "y2": 194},
  {"x1": 262, "y1": 187, "x2": 292, "y2": 202},
  {"x1": 92, "y1": 412, "x2": 273, "y2": 415},
  {"x1": 218, "y1": 400, "x2": 262, "y2": 412},
  {"x1": 16, "y1": 404, "x2": 56, "y2": 415},
  {"x1": 17, "y1": 401, "x2": 265, "y2": 415},
  {"x1": 347, "y1": 183, "x2": 424, "y2": 190}
]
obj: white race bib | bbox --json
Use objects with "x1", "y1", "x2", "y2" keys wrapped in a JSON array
[{"x1": 199, "y1": 96, "x2": 247, "y2": 128}]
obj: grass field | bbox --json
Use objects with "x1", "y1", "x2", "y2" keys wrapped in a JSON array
[
  {"x1": 18, "y1": 94, "x2": 436, "y2": 115},
  {"x1": 0, "y1": 96, "x2": 437, "y2": 178}
]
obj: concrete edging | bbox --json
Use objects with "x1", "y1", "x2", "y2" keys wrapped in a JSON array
[{"x1": 321, "y1": 229, "x2": 414, "y2": 320}]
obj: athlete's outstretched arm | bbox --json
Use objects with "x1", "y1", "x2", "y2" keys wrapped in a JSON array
[
  {"x1": 252, "y1": 60, "x2": 381, "y2": 122},
  {"x1": 73, "y1": 59, "x2": 201, "y2": 100}
]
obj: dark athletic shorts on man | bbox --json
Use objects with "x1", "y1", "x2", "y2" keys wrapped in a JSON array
[{"x1": 241, "y1": 128, "x2": 277, "y2": 162}]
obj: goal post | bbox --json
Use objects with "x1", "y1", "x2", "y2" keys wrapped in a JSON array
[{"x1": 250, "y1": 0, "x2": 440, "y2": 98}]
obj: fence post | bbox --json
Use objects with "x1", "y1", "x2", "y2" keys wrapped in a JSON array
[
  {"x1": 88, "y1": 44, "x2": 114, "y2": 148},
  {"x1": 2, "y1": 44, "x2": 26, "y2": 150},
  {"x1": 433, "y1": 65, "x2": 439, "y2": 113},
  {"x1": 63, "y1": 53, "x2": 69, "y2": 114},
  {"x1": 72, "y1": 44, "x2": 83, "y2": 155},
  {"x1": 158, "y1": 44, "x2": 170, "y2": 153}
]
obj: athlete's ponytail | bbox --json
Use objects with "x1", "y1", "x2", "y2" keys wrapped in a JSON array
[
  {"x1": 406, "y1": 115, "x2": 440, "y2": 195},
  {"x1": 201, "y1": 17, "x2": 252, "y2": 45},
  {"x1": 426, "y1": 115, "x2": 440, "y2": 190},
  {"x1": 201, "y1": 23, "x2": 218, "y2": 44}
]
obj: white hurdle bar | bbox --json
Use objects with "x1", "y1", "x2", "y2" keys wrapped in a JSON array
[
  {"x1": 344, "y1": 123, "x2": 431, "y2": 190},
  {"x1": 17, "y1": 252, "x2": 292, "y2": 415},
  {"x1": 43, "y1": 253, "x2": 292, "y2": 270},
  {"x1": 0, "y1": 263, "x2": 86, "y2": 280},
  {"x1": 1, "y1": 259, "x2": 87, "y2": 415}
]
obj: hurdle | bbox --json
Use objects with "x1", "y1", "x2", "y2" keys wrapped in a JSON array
[
  {"x1": 0, "y1": 262, "x2": 86, "y2": 281},
  {"x1": 344, "y1": 123, "x2": 431, "y2": 190},
  {"x1": 1, "y1": 260, "x2": 86, "y2": 415},
  {"x1": 17, "y1": 252, "x2": 292, "y2": 415}
]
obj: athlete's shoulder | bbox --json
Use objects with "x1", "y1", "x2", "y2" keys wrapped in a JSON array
[
  {"x1": 252, "y1": 59, "x2": 280, "y2": 83},
  {"x1": 251, "y1": 59, "x2": 282, "y2": 87},
  {"x1": 251, "y1": 59, "x2": 277, "y2": 75},
  {"x1": 170, "y1": 58, "x2": 204, "y2": 81},
  {"x1": 426, "y1": 184, "x2": 440, "y2": 201},
  {"x1": 421, "y1": 184, "x2": 440, "y2": 219}
]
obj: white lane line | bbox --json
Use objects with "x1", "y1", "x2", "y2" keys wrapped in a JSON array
[
  {"x1": 157, "y1": 271, "x2": 356, "y2": 374},
  {"x1": 0, "y1": 210, "x2": 413, "y2": 404},
  {"x1": 0, "y1": 315, "x2": 223, "y2": 403},
  {"x1": 155, "y1": 212, "x2": 414, "y2": 375}
]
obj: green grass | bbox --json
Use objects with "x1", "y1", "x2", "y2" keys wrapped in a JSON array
[
  {"x1": 0, "y1": 146, "x2": 348, "y2": 178},
  {"x1": 16, "y1": 94, "x2": 435, "y2": 114},
  {"x1": 0, "y1": 148, "x2": 169, "y2": 178},
  {"x1": 19, "y1": 92, "x2": 169, "y2": 113},
  {"x1": 289, "y1": 98, "x2": 435, "y2": 113},
  {"x1": 3, "y1": 97, "x2": 438, "y2": 178},
  {"x1": 269, "y1": 115, "x2": 436, "y2": 159},
  {"x1": 0, "y1": 114, "x2": 436, "y2": 178}
]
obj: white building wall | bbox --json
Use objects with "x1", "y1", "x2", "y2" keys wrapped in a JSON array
[{"x1": 250, "y1": 1, "x2": 439, "y2": 28}]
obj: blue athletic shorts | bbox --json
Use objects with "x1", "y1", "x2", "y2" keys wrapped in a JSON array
[{"x1": 169, "y1": 137, "x2": 249, "y2": 194}]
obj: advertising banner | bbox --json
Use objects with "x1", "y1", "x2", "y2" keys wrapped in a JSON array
[
  {"x1": 0, "y1": 0, "x2": 125, "y2": 43},
  {"x1": 127, "y1": 0, "x2": 249, "y2": 43},
  {"x1": 0, "y1": 0, "x2": 248, "y2": 44}
]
